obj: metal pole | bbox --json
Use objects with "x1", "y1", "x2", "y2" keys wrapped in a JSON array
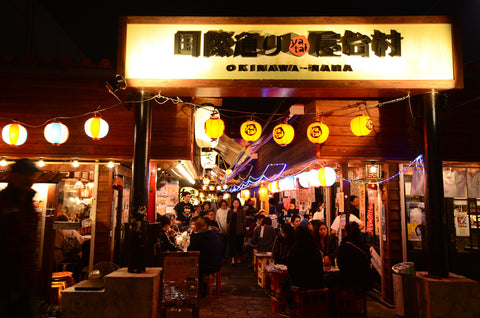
[
  {"x1": 128, "y1": 91, "x2": 152, "y2": 273},
  {"x1": 423, "y1": 90, "x2": 449, "y2": 278}
]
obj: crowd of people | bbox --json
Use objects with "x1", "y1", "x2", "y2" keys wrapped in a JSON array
[{"x1": 154, "y1": 191, "x2": 374, "y2": 309}]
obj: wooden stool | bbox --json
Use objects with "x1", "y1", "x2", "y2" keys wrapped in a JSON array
[
  {"x1": 51, "y1": 271, "x2": 75, "y2": 304},
  {"x1": 291, "y1": 287, "x2": 330, "y2": 318},
  {"x1": 333, "y1": 286, "x2": 367, "y2": 318},
  {"x1": 207, "y1": 268, "x2": 221, "y2": 302}
]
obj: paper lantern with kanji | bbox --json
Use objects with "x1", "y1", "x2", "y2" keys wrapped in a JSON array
[
  {"x1": 204, "y1": 115, "x2": 225, "y2": 140},
  {"x1": 350, "y1": 115, "x2": 373, "y2": 136},
  {"x1": 240, "y1": 120, "x2": 262, "y2": 143},
  {"x1": 44, "y1": 121, "x2": 69, "y2": 145},
  {"x1": 307, "y1": 122, "x2": 329, "y2": 144},
  {"x1": 273, "y1": 123, "x2": 294, "y2": 146},
  {"x1": 84, "y1": 116, "x2": 109, "y2": 140},
  {"x1": 2, "y1": 123, "x2": 27, "y2": 146},
  {"x1": 259, "y1": 186, "x2": 269, "y2": 201},
  {"x1": 318, "y1": 167, "x2": 337, "y2": 187}
]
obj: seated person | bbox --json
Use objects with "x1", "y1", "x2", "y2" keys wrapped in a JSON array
[
  {"x1": 251, "y1": 216, "x2": 277, "y2": 252},
  {"x1": 271, "y1": 223, "x2": 294, "y2": 265},
  {"x1": 205, "y1": 210, "x2": 220, "y2": 232},
  {"x1": 53, "y1": 214, "x2": 88, "y2": 280},
  {"x1": 155, "y1": 215, "x2": 180, "y2": 259},
  {"x1": 279, "y1": 225, "x2": 324, "y2": 314},
  {"x1": 244, "y1": 215, "x2": 265, "y2": 265},
  {"x1": 326, "y1": 221, "x2": 373, "y2": 290},
  {"x1": 188, "y1": 217, "x2": 224, "y2": 297},
  {"x1": 312, "y1": 221, "x2": 337, "y2": 267}
]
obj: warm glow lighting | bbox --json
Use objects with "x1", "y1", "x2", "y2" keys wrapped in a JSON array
[
  {"x1": 279, "y1": 176, "x2": 296, "y2": 191},
  {"x1": 273, "y1": 123, "x2": 295, "y2": 146},
  {"x1": 268, "y1": 181, "x2": 280, "y2": 193},
  {"x1": 44, "y1": 121, "x2": 69, "y2": 145},
  {"x1": 307, "y1": 122, "x2": 329, "y2": 144},
  {"x1": 240, "y1": 120, "x2": 262, "y2": 143},
  {"x1": 259, "y1": 185, "x2": 269, "y2": 201},
  {"x1": 36, "y1": 159, "x2": 45, "y2": 168},
  {"x1": 84, "y1": 116, "x2": 109, "y2": 140},
  {"x1": 318, "y1": 167, "x2": 337, "y2": 187},
  {"x1": 2, "y1": 123, "x2": 27, "y2": 146},
  {"x1": 204, "y1": 115, "x2": 225, "y2": 140},
  {"x1": 72, "y1": 159, "x2": 80, "y2": 168},
  {"x1": 195, "y1": 106, "x2": 219, "y2": 148},
  {"x1": 176, "y1": 163, "x2": 195, "y2": 184},
  {"x1": 240, "y1": 189, "x2": 250, "y2": 200},
  {"x1": 350, "y1": 115, "x2": 373, "y2": 136},
  {"x1": 0, "y1": 157, "x2": 8, "y2": 167},
  {"x1": 370, "y1": 165, "x2": 377, "y2": 173},
  {"x1": 107, "y1": 160, "x2": 115, "y2": 169}
]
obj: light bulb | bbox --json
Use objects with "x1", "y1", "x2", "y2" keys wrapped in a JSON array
[
  {"x1": 37, "y1": 159, "x2": 45, "y2": 167},
  {"x1": 72, "y1": 159, "x2": 80, "y2": 168}
]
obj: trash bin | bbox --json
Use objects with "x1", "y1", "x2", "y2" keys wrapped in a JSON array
[{"x1": 392, "y1": 262, "x2": 418, "y2": 318}]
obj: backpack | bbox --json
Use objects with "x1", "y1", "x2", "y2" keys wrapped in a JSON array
[{"x1": 62, "y1": 234, "x2": 82, "y2": 259}]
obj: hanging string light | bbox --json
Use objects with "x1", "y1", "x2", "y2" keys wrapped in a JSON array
[
  {"x1": 44, "y1": 121, "x2": 69, "y2": 145},
  {"x1": 2, "y1": 123, "x2": 28, "y2": 146}
]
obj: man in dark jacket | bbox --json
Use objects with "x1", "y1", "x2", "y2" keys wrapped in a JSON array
[
  {"x1": 188, "y1": 217, "x2": 223, "y2": 296},
  {"x1": 0, "y1": 158, "x2": 41, "y2": 318}
]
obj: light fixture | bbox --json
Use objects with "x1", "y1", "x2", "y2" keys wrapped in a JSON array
[
  {"x1": 176, "y1": 162, "x2": 195, "y2": 184},
  {"x1": 366, "y1": 162, "x2": 381, "y2": 178},
  {"x1": 0, "y1": 157, "x2": 8, "y2": 167},
  {"x1": 307, "y1": 122, "x2": 329, "y2": 144},
  {"x1": 298, "y1": 172, "x2": 310, "y2": 188},
  {"x1": 107, "y1": 160, "x2": 115, "y2": 168},
  {"x1": 240, "y1": 189, "x2": 250, "y2": 200},
  {"x1": 36, "y1": 158, "x2": 45, "y2": 168},
  {"x1": 308, "y1": 169, "x2": 321, "y2": 187},
  {"x1": 273, "y1": 123, "x2": 295, "y2": 146},
  {"x1": 240, "y1": 120, "x2": 262, "y2": 143},
  {"x1": 2, "y1": 123, "x2": 28, "y2": 146},
  {"x1": 259, "y1": 185, "x2": 269, "y2": 201},
  {"x1": 44, "y1": 121, "x2": 69, "y2": 145},
  {"x1": 318, "y1": 167, "x2": 336, "y2": 187},
  {"x1": 204, "y1": 114, "x2": 225, "y2": 140},
  {"x1": 350, "y1": 115, "x2": 373, "y2": 137},
  {"x1": 84, "y1": 115, "x2": 109, "y2": 140},
  {"x1": 72, "y1": 159, "x2": 80, "y2": 168}
]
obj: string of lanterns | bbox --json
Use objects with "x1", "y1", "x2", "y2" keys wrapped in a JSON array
[
  {"x1": 236, "y1": 154, "x2": 423, "y2": 199},
  {"x1": 2, "y1": 112, "x2": 110, "y2": 146}
]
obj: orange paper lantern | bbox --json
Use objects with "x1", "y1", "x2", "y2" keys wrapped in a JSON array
[{"x1": 204, "y1": 115, "x2": 225, "y2": 140}]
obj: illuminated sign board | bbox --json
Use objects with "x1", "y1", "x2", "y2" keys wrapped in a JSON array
[{"x1": 120, "y1": 17, "x2": 460, "y2": 92}]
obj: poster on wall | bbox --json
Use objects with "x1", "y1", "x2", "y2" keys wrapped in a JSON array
[
  {"x1": 454, "y1": 211, "x2": 470, "y2": 236},
  {"x1": 406, "y1": 202, "x2": 425, "y2": 241}
]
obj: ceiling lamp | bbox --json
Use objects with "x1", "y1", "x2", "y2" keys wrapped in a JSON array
[
  {"x1": 204, "y1": 114, "x2": 225, "y2": 140},
  {"x1": 84, "y1": 115, "x2": 109, "y2": 140},
  {"x1": 259, "y1": 185, "x2": 269, "y2": 201},
  {"x1": 273, "y1": 123, "x2": 294, "y2": 146},
  {"x1": 307, "y1": 122, "x2": 329, "y2": 144},
  {"x1": 279, "y1": 176, "x2": 296, "y2": 191},
  {"x1": 240, "y1": 189, "x2": 250, "y2": 201},
  {"x1": 350, "y1": 115, "x2": 373, "y2": 137},
  {"x1": 72, "y1": 159, "x2": 80, "y2": 168},
  {"x1": 2, "y1": 123, "x2": 27, "y2": 146},
  {"x1": 318, "y1": 167, "x2": 337, "y2": 187},
  {"x1": 0, "y1": 157, "x2": 8, "y2": 167},
  {"x1": 240, "y1": 120, "x2": 262, "y2": 143},
  {"x1": 44, "y1": 121, "x2": 69, "y2": 145},
  {"x1": 36, "y1": 159, "x2": 45, "y2": 168}
]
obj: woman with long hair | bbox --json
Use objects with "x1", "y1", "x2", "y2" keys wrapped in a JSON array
[
  {"x1": 271, "y1": 222, "x2": 294, "y2": 265},
  {"x1": 226, "y1": 198, "x2": 246, "y2": 265},
  {"x1": 312, "y1": 221, "x2": 337, "y2": 267}
]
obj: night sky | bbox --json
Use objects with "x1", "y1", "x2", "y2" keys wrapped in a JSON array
[{"x1": 36, "y1": 0, "x2": 480, "y2": 64}]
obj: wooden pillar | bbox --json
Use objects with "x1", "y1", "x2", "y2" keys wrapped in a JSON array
[
  {"x1": 422, "y1": 90, "x2": 449, "y2": 278},
  {"x1": 128, "y1": 91, "x2": 153, "y2": 273}
]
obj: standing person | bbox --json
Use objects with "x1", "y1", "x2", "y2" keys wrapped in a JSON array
[
  {"x1": 200, "y1": 201, "x2": 212, "y2": 217},
  {"x1": 285, "y1": 200, "x2": 299, "y2": 219},
  {"x1": 0, "y1": 158, "x2": 41, "y2": 318},
  {"x1": 290, "y1": 214, "x2": 302, "y2": 230},
  {"x1": 215, "y1": 199, "x2": 230, "y2": 261},
  {"x1": 173, "y1": 192, "x2": 193, "y2": 231},
  {"x1": 205, "y1": 210, "x2": 220, "y2": 231},
  {"x1": 312, "y1": 221, "x2": 338, "y2": 268},
  {"x1": 210, "y1": 192, "x2": 224, "y2": 213},
  {"x1": 349, "y1": 195, "x2": 360, "y2": 218},
  {"x1": 226, "y1": 198, "x2": 246, "y2": 265},
  {"x1": 268, "y1": 198, "x2": 277, "y2": 215}
]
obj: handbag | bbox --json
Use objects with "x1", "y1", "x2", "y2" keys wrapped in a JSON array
[{"x1": 62, "y1": 232, "x2": 82, "y2": 258}]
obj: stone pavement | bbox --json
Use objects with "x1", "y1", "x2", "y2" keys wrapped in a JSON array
[{"x1": 198, "y1": 263, "x2": 396, "y2": 318}]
